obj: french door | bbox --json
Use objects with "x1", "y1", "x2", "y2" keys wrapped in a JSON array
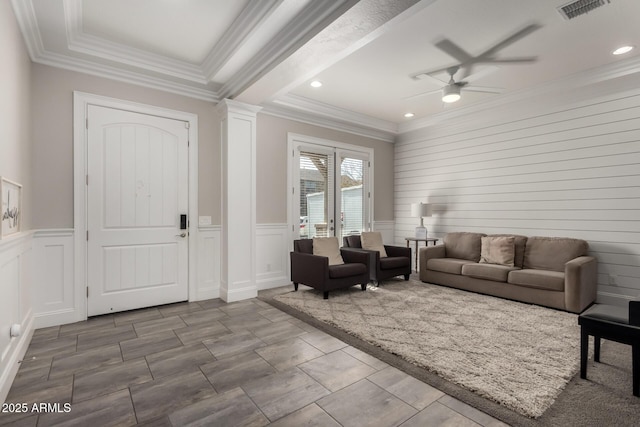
[{"x1": 290, "y1": 136, "x2": 372, "y2": 242}]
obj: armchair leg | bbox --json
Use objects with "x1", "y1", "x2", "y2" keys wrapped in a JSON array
[
  {"x1": 361, "y1": 283, "x2": 366, "y2": 291},
  {"x1": 294, "y1": 282, "x2": 299, "y2": 291},
  {"x1": 323, "y1": 291, "x2": 329, "y2": 300},
  {"x1": 404, "y1": 274, "x2": 410, "y2": 281},
  {"x1": 580, "y1": 327, "x2": 588, "y2": 379},
  {"x1": 594, "y1": 336, "x2": 601, "y2": 362}
]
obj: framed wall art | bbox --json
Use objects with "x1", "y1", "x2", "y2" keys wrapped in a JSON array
[{"x1": 1, "y1": 177, "x2": 22, "y2": 239}]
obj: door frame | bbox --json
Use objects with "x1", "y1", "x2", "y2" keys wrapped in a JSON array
[
  {"x1": 287, "y1": 133, "x2": 374, "y2": 247},
  {"x1": 73, "y1": 92, "x2": 199, "y2": 321}
]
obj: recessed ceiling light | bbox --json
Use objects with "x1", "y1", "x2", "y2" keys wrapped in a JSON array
[
  {"x1": 310, "y1": 80, "x2": 323, "y2": 88},
  {"x1": 612, "y1": 45, "x2": 634, "y2": 55},
  {"x1": 404, "y1": 112, "x2": 415, "y2": 118}
]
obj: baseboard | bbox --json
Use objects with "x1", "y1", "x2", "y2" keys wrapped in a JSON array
[
  {"x1": 33, "y1": 308, "x2": 82, "y2": 329},
  {"x1": 0, "y1": 312, "x2": 34, "y2": 404},
  {"x1": 194, "y1": 287, "x2": 220, "y2": 301},
  {"x1": 257, "y1": 274, "x2": 290, "y2": 291},
  {"x1": 219, "y1": 281, "x2": 258, "y2": 303},
  {"x1": 596, "y1": 291, "x2": 635, "y2": 307}
]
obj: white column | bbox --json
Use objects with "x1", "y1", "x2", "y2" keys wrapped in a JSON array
[{"x1": 218, "y1": 99, "x2": 262, "y2": 302}]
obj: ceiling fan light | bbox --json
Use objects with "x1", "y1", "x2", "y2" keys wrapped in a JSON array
[{"x1": 442, "y1": 85, "x2": 461, "y2": 103}]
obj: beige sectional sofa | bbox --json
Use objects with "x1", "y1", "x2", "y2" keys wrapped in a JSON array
[{"x1": 419, "y1": 232, "x2": 597, "y2": 313}]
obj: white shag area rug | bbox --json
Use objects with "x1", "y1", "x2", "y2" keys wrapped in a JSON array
[{"x1": 274, "y1": 280, "x2": 582, "y2": 418}]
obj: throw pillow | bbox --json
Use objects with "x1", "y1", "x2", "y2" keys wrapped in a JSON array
[
  {"x1": 313, "y1": 237, "x2": 344, "y2": 265},
  {"x1": 479, "y1": 236, "x2": 515, "y2": 267},
  {"x1": 360, "y1": 232, "x2": 388, "y2": 258}
]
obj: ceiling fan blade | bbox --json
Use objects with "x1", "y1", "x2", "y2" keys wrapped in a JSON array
[
  {"x1": 464, "y1": 85, "x2": 503, "y2": 94},
  {"x1": 463, "y1": 66, "x2": 498, "y2": 83},
  {"x1": 434, "y1": 39, "x2": 473, "y2": 64},
  {"x1": 478, "y1": 56, "x2": 537, "y2": 64},
  {"x1": 410, "y1": 71, "x2": 448, "y2": 85},
  {"x1": 478, "y1": 23, "x2": 542, "y2": 58},
  {"x1": 403, "y1": 88, "x2": 441, "y2": 100},
  {"x1": 460, "y1": 64, "x2": 475, "y2": 80}
]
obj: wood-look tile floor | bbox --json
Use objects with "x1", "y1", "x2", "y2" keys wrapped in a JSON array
[{"x1": 0, "y1": 295, "x2": 508, "y2": 426}]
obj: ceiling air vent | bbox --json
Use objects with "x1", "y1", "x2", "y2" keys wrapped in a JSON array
[{"x1": 558, "y1": 0, "x2": 611, "y2": 20}]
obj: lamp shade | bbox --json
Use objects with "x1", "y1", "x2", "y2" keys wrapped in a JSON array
[{"x1": 411, "y1": 203, "x2": 432, "y2": 217}]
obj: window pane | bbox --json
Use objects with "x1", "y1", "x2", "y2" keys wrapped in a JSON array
[
  {"x1": 340, "y1": 156, "x2": 365, "y2": 238},
  {"x1": 300, "y1": 151, "x2": 331, "y2": 238}
]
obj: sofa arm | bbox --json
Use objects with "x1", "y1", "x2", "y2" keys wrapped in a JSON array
[
  {"x1": 290, "y1": 252, "x2": 329, "y2": 288},
  {"x1": 564, "y1": 256, "x2": 598, "y2": 313},
  {"x1": 419, "y1": 245, "x2": 446, "y2": 273},
  {"x1": 384, "y1": 245, "x2": 411, "y2": 258}
]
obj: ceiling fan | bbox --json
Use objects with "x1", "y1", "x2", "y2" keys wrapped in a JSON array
[
  {"x1": 407, "y1": 65, "x2": 503, "y2": 103},
  {"x1": 408, "y1": 23, "x2": 542, "y2": 103}
]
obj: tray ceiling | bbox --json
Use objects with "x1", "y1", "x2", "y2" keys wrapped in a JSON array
[{"x1": 11, "y1": 0, "x2": 640, "y2": 139}]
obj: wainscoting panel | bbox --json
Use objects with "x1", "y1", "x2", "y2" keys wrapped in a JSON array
[
  {"x1": 32, "y1": 230, "x2": 76, "y2": 328},
  {"x1": 256, "y1": 224, "x2": 290, "y2": 290},
  {"x1": 395, "y1": 82, "x2": 640, "y2": 307},
  {"x1": 0, "y1": 233, "x2": 34, "y2": 403},
  {"x1": 196, "y1": 226, "x2": 221, "y2": 301}
]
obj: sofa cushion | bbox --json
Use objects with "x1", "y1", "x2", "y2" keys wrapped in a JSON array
[
  {"x1": 380, "y1": 256, "x2": 410, "y2": 270},
  {"x1": 427, "y1": 258, "x2": 474, "y2": 275},
  {"x1": 508, "y1": 269, "x2": 565, "y2": 292},
  {"x1": 361, "y1": 232, "x2": 388, "y2": 258},
  {"x1": 524, "y1": 237, "x2": 589, "y2": 272},
  {"x1": 329, "y1": 263, "x2": 367, "y2": 279},
  {"x1": 487, "y1": 234, "x2": 528, "y2": 268},
  {"x1": 444, "y1": 232, "x2": 485, "y2": 262},
  {"x1": 479, "y1": 236, "x2": 515, "y2": 267},
  {"x1": 462, "y1": 263, "x2": 519, "y2": 282},
  {"x1": 313, "y1": 237, "x2": 344, "y2": 265}
]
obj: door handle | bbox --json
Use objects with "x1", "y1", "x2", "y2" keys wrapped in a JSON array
[{"x1": 176, "y1": 233, "x2": 187, "y2": 238}]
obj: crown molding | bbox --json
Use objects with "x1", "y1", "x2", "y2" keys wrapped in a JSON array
[
  {"x1": 275, "y1": 94, "x2": 398, "y2": 134},
  {"x1": 39, "y1": 50, "x2": 219, "y2": 102},
  {"x1": 263, "y1": 97, "x2": 397, "y2": 142},
  {"x1": 10, "y1": 0, "x2": 45, "y2": 59},
  {"x1": 202, "y1": 0, "x2": 283, "y2": 81},
  {"x1": 218, "y1": 0, "x2": 358, "y2": 100},
  {"x1": 63, "y1": 0, "x2": 207, "y2": 84}
]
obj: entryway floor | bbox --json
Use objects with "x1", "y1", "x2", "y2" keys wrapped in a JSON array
[{"x1": 0, "y1": 289, "x2": 507, "y2": 426}]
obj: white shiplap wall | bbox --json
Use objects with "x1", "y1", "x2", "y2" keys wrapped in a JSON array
[{"x1": 395, "y1": 83, "x2": 640, "y2": 307}]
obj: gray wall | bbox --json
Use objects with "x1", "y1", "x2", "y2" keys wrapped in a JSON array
[
  {"x1": 395, "y1": 72, "x2": 640, "y2": 306},
  {"x1": 256, "y1": 113, "x2": 395, "y2": 224},
  {"x1": 1, "y1": 0, "x2": 32, "y2": 230},
  {"x1": 28, "y1": 65, "x2": 395, "y2": 229},
  {"x1": 30, "y1": 64, "x2": 221, "y2": 229}
]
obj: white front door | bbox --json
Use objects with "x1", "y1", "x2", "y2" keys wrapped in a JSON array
[{"x1": 87, "y1": 105, "x2": 189, "y2": 316}]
